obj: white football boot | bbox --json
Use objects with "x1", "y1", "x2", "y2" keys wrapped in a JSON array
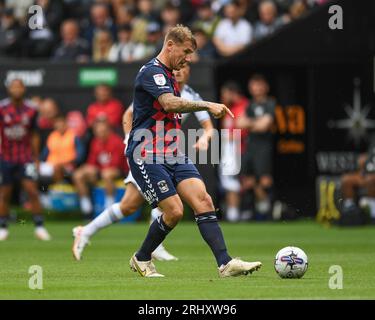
[
  {"x1": 130, "y1": 253, "x2": 165, "y2": 277},
  {"x1": 152, "y1": 244, "x2": 178, "y2": 261},
  {"x1": 35, "y1": 226, "x2": 51, "y2": 241},
  {"x1": 219, "y1": 258, "x2": 262, "y2": 278},
  {"x1": 0, "y1": 228, "x2": 9, "y2": 241},
  {"x1": 72, "y1": 226, "x2": 90, "y2": 261}
]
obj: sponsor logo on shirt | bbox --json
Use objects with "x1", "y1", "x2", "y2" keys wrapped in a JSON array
[{"x1": 4, "y1": 125, "x2": 27, "y2": 140}]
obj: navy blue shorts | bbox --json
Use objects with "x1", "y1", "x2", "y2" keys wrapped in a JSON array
[
  {"x1": 128, "y1": 155, "x2": 203, "y2": 208},
  {"x1": 0, "y1": 160, "x2": 38, "y2": 186}
]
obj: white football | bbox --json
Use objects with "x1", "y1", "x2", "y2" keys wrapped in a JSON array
[{"x1": 274, "y1": 246, "x2": 308, "y2": 279}]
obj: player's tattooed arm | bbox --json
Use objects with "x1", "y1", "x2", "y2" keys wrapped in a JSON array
[
  {"x1": 158, "y1": 93, "x2": 208, "y2": 112},
  {"x1": 158, "y1": 93, "x2": 233, "y2": 119}
]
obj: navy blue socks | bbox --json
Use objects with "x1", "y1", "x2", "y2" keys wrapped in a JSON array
[
  {"x1": 195, "y1": 212, "x2": 232, "y2": 267},
  {"x1": 136, "y1": 214, "x2": 173, "y2": 261}
]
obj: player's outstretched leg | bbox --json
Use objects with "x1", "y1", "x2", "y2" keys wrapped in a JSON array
[
  {"x1": 130, "y1": 195, "x2": 183, "y2": 277},
  {"x1": 177, "y1": 178, "x2": 262, "y2": 277},
  {"x1": 72, "y1": 183, "x2": 144, "y2": 260},
  {"x1": 150, "y1": 207, "x2": 178, "y2": 261}
]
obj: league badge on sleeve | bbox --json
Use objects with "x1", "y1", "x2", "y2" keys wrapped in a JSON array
[{"x1": 153, "y1": 74, "x2": 167, "y2": 86}]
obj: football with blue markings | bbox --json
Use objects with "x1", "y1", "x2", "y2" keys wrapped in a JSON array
[{"x1": 274, "y1": 246, "x2": 308, "y2": 279}]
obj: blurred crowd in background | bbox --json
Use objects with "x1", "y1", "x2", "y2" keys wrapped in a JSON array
[
  {"x1": 0, "y1": 0, "x2": 329, "y2": 62},
  {"x1": 2, "y1": 71, "x2": 277, "y2": 222},
  {"x1": 5, "y1": 0, "x2": 362, "y2": 224}
]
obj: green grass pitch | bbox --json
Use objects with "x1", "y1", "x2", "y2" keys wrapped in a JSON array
[{"x1": 0, "y1": 220, "x2": 374, "y2": 299}]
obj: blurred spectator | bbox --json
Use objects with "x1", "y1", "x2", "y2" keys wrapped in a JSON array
[
  {"x1": 340, "y1": 136, "x2": 375, "y2": 221},
  {"x1": 66, "y1": 111, "x2": 87, "y2": 138},
  {"x1": 0, "y1": 8, "x2": 25, "y2": 57},
  {"x1": 111, "y1": 0, "x2": 136, "y2": 19},
  {"x1": 4, "y1": 0, "x2": 34, "y2": 21},
  {"x1": 191, "y1": 27, "x2": 217, "y2": 62},
  {"x1": 170, "y1": 0, "x2": 195, "y2": 24},
  {"x1": 237, "y1": 74, "x2": 275, "y2": 219},
  {"x1": 219, "y1": 81, "x2": 249, "y2": 222},
  {"x1": 211, "y1": 0, "x2": 229, "y2": 13},
  {"x1": 26, "y1": 0, "x2": 64, "y2": 58},
  {"x1": 72, "y1": 120, "x2": 126, "y2": 218},
  {"x1": 253, "y1": 0, "x2": 286, "y2": 41},
  {"x1": 51, "y1": 19, "x2": 90, "y2": 62},
  {"x1": 39, "y1": 113, "x2": 84, "y2": 184},
  {"x1": 288, "y1": 0, "x2": 308, "y2": 21},
  {"x1": 213, "y1": 0, "x2": 253, "y2": 57},
  {"x1": 160, "y1": 2, "x2": 181, "y2": 35},
  {"x1": 86, "y1": 84, "x2": 124, "y2": 131},
  {"x1": 191, "y1": 1, "x2": 221, "y2": 39},
  {"x1": 108, "y1": 23, "x2": 146, "y2": 62},
  {"x1": 37, "y1": 98, "x2": 59, "y2": 147},
  {"x1": 92, "y1": 28, "x2": 114, "y2": 62},
  {"x1": 242, "y1": 0, "x2": 262, "y2": 24},
  {"x1": 115, "y1": 4, "x2": 136, "y2": 26},
  {"x1": 131, "y1": 0, "x2": 157, "y2": 43},
  {"x1": 137, "y1": 21, "x2": 163, "y2": 59},
  {"x1": 31, "y1": 95, "x2": 43, "y2": 109},
  {"x1": 83, "y1": 3, "x2": 117, "y2": 45}
]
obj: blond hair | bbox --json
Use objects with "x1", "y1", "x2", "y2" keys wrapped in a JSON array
[{"x1": 165, "y1": 24, "x2": 197, "y2": 50}]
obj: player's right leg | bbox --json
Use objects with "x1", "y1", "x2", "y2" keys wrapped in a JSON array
[
  {"x1": 130, "y1": 194, "x2": 183, "y2": 277},
  {"x1": 72, "y1": 182, "x2": 144, "y2": 260},
  {"x1": 150, "y1": 207, "x2": 178, "y2": 261},
  {"x1": 128, "y1": 158, "x2": 183, "y2": 277},
  {"x1": 176, "y1": 176, "x2": 262, "y2": 277}
]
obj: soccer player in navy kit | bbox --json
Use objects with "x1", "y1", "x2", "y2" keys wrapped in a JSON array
[
  {"x1": 72, "y1": 63, "x2": 213, "y2": 262},
  {"x1": 127, "y1": 25, "x2": 262, "y2": 277},
  {"x1": 0, "y1": 79, "x2": 51, "y2": 241}
]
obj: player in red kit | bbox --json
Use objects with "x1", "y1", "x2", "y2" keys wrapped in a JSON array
[{"x1": 0, "y1": 79, "x2": 51, "y2": 241}]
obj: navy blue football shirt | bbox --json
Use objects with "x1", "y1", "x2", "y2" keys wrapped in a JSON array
[{"x1": 126, "y1": 58, "x2": 181, "y2": 159}]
